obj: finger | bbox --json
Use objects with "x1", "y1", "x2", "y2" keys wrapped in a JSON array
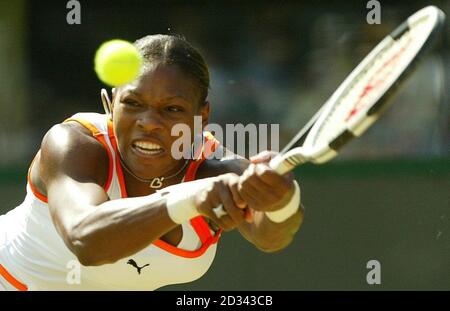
[
  {"x1": 252, "y1": 164, "x2": 293, "y2": 193},
  {"x1": 208, "y1": 187, "x2": 234, "y2": 229},
  {"x1": 258, "y1": 164, "x2": 293, "y2": 191},
  {"x1": 210, "y1": 180, "x2": 245, "y2": 231},
  {"x1": 243, "y1": 173, "x2": 281, "y2": 203},
  {"x1": 196, "y1": 187, "x2": 234, "y2": 231},
  {"x1": 239, "y1": 164, "x2": 296, "y2": 212},
  {"x1": 227, "y1": 175, "x2": 253, "y2": 223},
  {"x1": 240, "y1": 164, "x2": 279, "y2": 204},
  {"x1": 217, "y1": 183, "x2": 245, "y2": 226},
  {"x1": 206, "y1": 193, "x2": 236, "y2": 231},
  {"x1": 214, "y1": 211, "x2": 236, "y2": 231},
  {"x1": 238, "y1": 164, "x2": 258, "y2": 202},
  {"x1": 228, "y1": 180, "x2": 247, "y2": 209},
  {"x1": 254, "y1": 166, "x2": 297, "y2": 208},
  {"x1": 244, "y1": 208, "x2": 254, "y2": 223},
  {"x1": 247, "y1": 165, "x2": 280, "y2": 194},
  {"x1": 238, "y1": 177, "x2": 264, "y2": 210}
]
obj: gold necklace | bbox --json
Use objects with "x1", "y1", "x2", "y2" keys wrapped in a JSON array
[{"x1": 119, "y1": 156, "x2": 190, "y2": 189}]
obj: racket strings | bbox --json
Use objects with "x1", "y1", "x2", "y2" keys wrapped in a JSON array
[
  {"x1": 310, "y1": 15, "x2": 433, "y2": 148},
  {"x1": 273, "y1": 7, "x2": 444, "y2": 172}
]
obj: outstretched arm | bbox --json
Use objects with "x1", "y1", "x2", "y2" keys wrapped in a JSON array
[
  {"x1": 40, "y1": 123, "x2": 183, "y2": 265},
  {"x1": 39, "y1": 123, "x2": 232, "y2": 266}
]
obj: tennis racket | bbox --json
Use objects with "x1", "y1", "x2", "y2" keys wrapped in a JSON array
[
  {"x1": 210, "y1": 6, "x2": 446, "y2": 220},
  {"x1": 269, "y1": 5, "x2": 446, "y2": 175}
]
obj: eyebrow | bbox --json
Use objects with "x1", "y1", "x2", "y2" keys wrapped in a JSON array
[
  {"x1": 122, "y1": 89, "x2": 143, "y2": 97},
  {"x1": 122, "y1": 89, "x2": 191, "y2": 103},
  {"x1": 161, "y1": 95, "x2": 191, "y2": 103}
]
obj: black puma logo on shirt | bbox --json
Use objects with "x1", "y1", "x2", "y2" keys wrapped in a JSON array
[{"x1": 127, "y1": 259, "x2": 150, "y2": 275}]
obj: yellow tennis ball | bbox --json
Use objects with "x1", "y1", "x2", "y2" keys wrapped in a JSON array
[{"x1": 94, "y1": 39, "x2": 143, "y2": 87}]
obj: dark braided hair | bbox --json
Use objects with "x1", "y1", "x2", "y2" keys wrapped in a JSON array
[{"x1": 134, "y1": 34, "x2": 210, "y2": 106}]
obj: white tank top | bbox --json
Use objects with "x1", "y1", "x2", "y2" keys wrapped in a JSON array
[{"x1": 0, "y1": 112, "x2": 222, "y2": 290}]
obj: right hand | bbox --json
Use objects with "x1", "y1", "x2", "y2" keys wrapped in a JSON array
[{"x1": 195, "y1": 173, "x2": 249, "y2": 231}]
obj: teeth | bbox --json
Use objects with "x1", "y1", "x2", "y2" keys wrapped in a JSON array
[
  {"x1": 134, "y1": 141, "x2": 163, "y2": 152},
  {"x1": 134, "y1": 141, "x2": 163, "y2": 155},
  {"x1": 135, "y1": 148, "x2": 162, "y2": 155}
]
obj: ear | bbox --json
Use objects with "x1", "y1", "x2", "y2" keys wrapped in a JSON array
[
  {"x1": 200, "y1": 101, "x2": 210, "y2": 129},
  {"x1": 100, "y1": 88, "x2": 112, "y2": 118}
]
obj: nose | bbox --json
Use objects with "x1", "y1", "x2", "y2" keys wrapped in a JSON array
[{"x1": 136, "y1": 108, "x2": 164, "y2": 132}]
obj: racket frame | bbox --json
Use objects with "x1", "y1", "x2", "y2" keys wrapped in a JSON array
[{"x1": 270, "y1": 6, "x2": 446, "y2": 174}]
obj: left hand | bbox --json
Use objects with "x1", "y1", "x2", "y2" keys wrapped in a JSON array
[{"x1": 234, "y1": 151, "x2": 296, "y2": 213}]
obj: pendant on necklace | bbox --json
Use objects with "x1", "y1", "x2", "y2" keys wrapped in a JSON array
[{"x1": 149, "y1": 177, "x2": 164, "y2": 189}]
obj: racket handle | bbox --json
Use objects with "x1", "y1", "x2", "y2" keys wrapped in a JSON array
[
  {"x1": 269, "y1": 147, "x2": 308, "y2": 175},
  {"x1": 269, "y1": 155, "x2": 292, "y2": 175}
]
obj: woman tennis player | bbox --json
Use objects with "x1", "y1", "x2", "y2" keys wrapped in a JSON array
[{"x1": 0, "y1": 35, "x2": 303, "y2": 290}]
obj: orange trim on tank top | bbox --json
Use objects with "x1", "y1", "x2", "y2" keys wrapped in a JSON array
[
  {"x1": 151, "y1": 234, "x2": 219, "y2": 258},
  {"x1": 184, "y1": 133, "x2": 222, "y2": 244},
  {"x1": 107, "y1": 120, "x2": 128, "y2": 198},
  {"x1": 189, "y1": 217, "x2": 212, "y2": 244},
  {"x1": 0, "y1": 264, "x2": 28, "y2": 291},
  {"x1": 27, "y1": 117, "x2": 115, "y2": 204},
  {"x1": 184, "y1": 131, "x2": 221, "y2": 182},
  {"x1": 27, "y1": 153, "x2": 49, "y2": 203},
  {"x1": 106, "y1": 122, "x2": 222, "y2": 258}
]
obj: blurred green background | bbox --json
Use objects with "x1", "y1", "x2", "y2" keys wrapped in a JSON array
[{"x1": 0, "y1": 0, "x2": 449, "y2": 290}]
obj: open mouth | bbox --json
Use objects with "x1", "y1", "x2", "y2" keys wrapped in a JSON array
[{"x1": 132, "y1": 141, "x2": 165, "y2": 156}]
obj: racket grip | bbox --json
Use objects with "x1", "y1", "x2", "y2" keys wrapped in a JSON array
[
  {"x1": 269, "y1": 156, "x2": 292, "y2": 175},
  {"x1": 269, "y1": 148, "x2": 308, "y2": 175}
]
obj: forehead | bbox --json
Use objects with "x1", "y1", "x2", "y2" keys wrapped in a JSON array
[{"x1": 118, "y1": 62, "x2": 200, "y2": 104}]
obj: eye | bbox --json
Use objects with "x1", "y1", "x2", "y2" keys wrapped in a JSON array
[
  {"x1": 123, "y1": 99, "x2": 141, "y2": 108},
  {"x1": 165, "y1": 106, "x2": 184, "y2": 113}
]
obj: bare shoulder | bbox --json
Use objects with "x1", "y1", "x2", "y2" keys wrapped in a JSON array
[
  {"x1": 37, "y1": 121, "x2": 109, "y2": 189},
  {"x1": 41, "y1": 121, "x2": 107, "y2": 158},
  {"x1": 196, "y1": 146, "x2": 250, "y2": 179}
]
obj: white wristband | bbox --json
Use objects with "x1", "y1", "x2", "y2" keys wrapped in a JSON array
[
  {"x1": 159, "y1": 178, "x2": 215, "y2": 224},
  {"x1": 165, "y1": 193, "x2": 199, "y2": 224},
  {"x1": 265, "y1": 181, "x2": 301, "y2": 223}
]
